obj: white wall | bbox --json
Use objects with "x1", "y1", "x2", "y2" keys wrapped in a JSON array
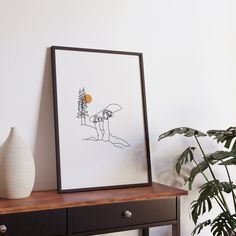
[{"x1": 1, "y1": 1, "x2": 236, "y2": 235}]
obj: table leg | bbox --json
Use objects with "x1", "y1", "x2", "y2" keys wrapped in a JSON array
[
  {"x1": 142, "y1": 228, "x2": 149, "y2": 236},
  {"x1": 172, "y1": 197, "x2": 180, "y2": 236}
]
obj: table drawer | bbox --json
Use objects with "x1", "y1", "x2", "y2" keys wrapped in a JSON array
[
  {"x1": 0, "y1": 209, "x2": 67, "y2": 236},
  {"x1": 72, "y1": 198, "x2": 176, "y2": 233}
]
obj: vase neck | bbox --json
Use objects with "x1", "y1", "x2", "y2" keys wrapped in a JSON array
[{"x1": 9, "y1": 127, "x2": 18, "y2": 136}]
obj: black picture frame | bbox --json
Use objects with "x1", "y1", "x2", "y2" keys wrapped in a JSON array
[{"x1": 51, "y1": 46, "x2": 152, "y2": 193}]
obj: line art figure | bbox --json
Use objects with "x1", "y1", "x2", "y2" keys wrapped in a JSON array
[{"x1": 77, "y1": 88, "x2": 130, "y2": 149}]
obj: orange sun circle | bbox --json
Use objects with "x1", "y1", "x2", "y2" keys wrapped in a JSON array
[{"x1": 84, "y1": 94, "x2": 92, "y2": 103}]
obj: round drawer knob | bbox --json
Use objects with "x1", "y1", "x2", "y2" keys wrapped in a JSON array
[
  {"x1": 0, "y1": 225, "x2": 7, "y2": 234},
  {"x1": 124, "y1": 210, "x2": 132, "y2": 218}
]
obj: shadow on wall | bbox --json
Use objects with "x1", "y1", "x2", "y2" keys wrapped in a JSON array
[
  {"x1": 151, "y1": 137, "x2": 204, "y2": 190},
  {"x1": 33, "y1": 48, "x2": 57, "y2": 191},
  {"x1": 149, "y1": 139, "x2": 190, "y2": 188},
  {"x1": 156, "y1": 164, "x2": 191, "y2": 188}
]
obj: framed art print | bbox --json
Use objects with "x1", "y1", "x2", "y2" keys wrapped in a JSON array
[{"x1": 51, "y1": 46, "x2": 152, "y2": 192}]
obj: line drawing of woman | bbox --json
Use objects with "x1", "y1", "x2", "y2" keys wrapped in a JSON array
[
  {"x1": 86, "y1": 104, "x2": 130, "y2": 148},
  {"x1": 77, "y1": 88, "x2": 130, "y2": 148}
]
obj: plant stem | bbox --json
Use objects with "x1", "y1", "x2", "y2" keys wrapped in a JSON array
[
  {"x1": 192, "y1": 159, "x2": 226, "y2": 212},
  {"x1": 194, "y1": 136, "x2": 230, "y2": 213},
  {"x1": 192, "y1": 159, "x2": 209, "y2": 181},
  {"x1": 221, "y1": 160, "x2": 236, "y2": 213}
]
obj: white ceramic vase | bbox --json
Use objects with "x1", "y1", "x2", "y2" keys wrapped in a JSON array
[{"x1": 0, "y1": 127, "x2": 35, "y2": 199}]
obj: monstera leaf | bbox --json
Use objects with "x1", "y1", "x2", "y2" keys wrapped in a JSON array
[
  {"x1": 186, "y1": 161, "x2": 209, "y2": 190},
  {"x1": 158, "y1": 127, "x2": 207, "y2": 141},
  {"x1": 191, "y1": 181, "x2": 217, "y2": 224},
  {"x1": 192, "y1": 220, "x2": 211, "y2": 235},
  {"x1": 211, "y1": 212, "x2": 236, "y2": 236},
  {"x1": 185, "y1": 151, "x2": 235, "y2": 190},
  {"x1": 208, "y1": 127, "x2": 236, "y2": 151},
  {"x1": 220, "y1": 157, "x2": 236, "y2": 165},
  {"x1": 185, "y1": 154, "x2": 216, "y2": 190},
  {"x1": 204, "y1": 150, "x2": 236, "y2": 166},
  {"x1": 191, "y1": 180, "x2": 235, "y2": 225},
  {"x1": 217, "y1": 151, "x2": 236, "y2": 165},
  {"x1": 158, "y1": 125, "x2": 236, "y2": 236},
  {"x1": 175, "y1": 147, "x2": 196, "y2": 175}
]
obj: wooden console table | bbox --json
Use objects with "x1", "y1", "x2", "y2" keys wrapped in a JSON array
[{"x1": 0, "y1": 183, "x2": 187, "y2": 236}]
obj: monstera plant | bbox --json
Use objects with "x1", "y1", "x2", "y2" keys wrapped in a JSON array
[{"x1": 158, "y1": 127, "x2": 236, "y2": 236}]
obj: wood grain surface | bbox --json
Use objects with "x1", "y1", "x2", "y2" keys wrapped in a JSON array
[{"x1": 0, "y1": 182, "x2": 187, "y2": 214}]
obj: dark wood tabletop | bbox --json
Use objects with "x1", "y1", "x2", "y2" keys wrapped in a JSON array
[{"x1": 0, "y1": 182, "x2": 187, "y2": 214}]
